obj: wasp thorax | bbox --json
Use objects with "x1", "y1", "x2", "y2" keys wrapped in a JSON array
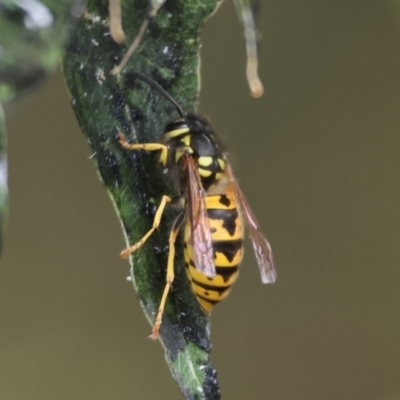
[{"x1": 163, "y1": 114, "x2": 226, "y2": 191}]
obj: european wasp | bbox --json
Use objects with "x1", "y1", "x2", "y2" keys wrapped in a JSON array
[{"x1": 118, "y1": 72, "x2": 276, "y2": 339}]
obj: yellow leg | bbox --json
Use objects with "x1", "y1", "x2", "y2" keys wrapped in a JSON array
[
  {"x1": 150, "y1": 213, "x2": 184, "y2": 340},
  {"x1": 118, "y1": 133, "x2": 168, "y2": 166},
  {"x1": 120, "y1": 195, "x2": 172, "y2": 258}
]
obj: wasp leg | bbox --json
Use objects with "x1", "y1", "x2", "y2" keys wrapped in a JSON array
[
  {"x1": 120, "y1": 195, "x2": 172, "y2": 258},
  {"x1": 150, "y1": 212, "x2": 184, "y2": 340},
  {"x1": 118, "y1": 133, "x2": 168, "y2": 166}
]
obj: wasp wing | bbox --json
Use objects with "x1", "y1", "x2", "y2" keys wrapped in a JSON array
[
  {"x1": 226, "y1": 165, "x2": 277, "y2": 284},
  {"x1": 183, "y1": 155, "x2": 216, "y2": 278}
]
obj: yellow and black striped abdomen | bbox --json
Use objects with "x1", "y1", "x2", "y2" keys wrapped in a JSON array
[{"x1": 184, "y1": 192, "x2": 244, "y2": 312}]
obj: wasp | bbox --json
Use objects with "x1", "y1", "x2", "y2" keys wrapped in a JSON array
[{"x1": 118, "y1": 72, "x2": 276, "y2": 339}]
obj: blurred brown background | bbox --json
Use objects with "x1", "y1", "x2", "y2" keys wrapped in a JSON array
[{"x1": 2, "y1": 1, "x2": 400, "y2": 399}]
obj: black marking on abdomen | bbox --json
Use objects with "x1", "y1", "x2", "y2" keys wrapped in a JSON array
[
  {"x1": 218, "y1": 195, "x2": 231, "y2": 208},
  {"x1": 192, "y1": 278, "x2": 232, "y2": 295},
  {"x1": 184, "y1": 256, "x2": 196, "y2": 269},
  {"x1": 207, "y1": 208, "x2": 239, "y2": 236},
  {"x1": 215, "y1": 266, "x2": 239, "y2": 283},
  {"x1": 213, "y1": 239, "x2": 242, "y2": 263},
  {"x1": 196, "y1": 295, "x2": 219, "y2": 305}
]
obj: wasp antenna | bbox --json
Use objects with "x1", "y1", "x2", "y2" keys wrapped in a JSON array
[{"x1": 126, "y1": 72, "x2": 185, "y2": 118}]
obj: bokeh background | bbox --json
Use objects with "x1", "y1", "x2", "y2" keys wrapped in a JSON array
[{"x1": 2, "y1": 1, "x2": 400, "y2": 399}]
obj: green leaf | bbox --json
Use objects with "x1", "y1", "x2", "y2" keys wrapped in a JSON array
[{"x1": 63, "y1": 1, "x2": 222, "y2": 399}]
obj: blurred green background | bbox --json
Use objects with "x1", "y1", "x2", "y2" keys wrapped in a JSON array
[{"x1": 2, "y1": 1, "x2": 400, "y2": 399}]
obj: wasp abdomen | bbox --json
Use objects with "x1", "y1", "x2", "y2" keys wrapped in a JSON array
[{"x1": 184, "y1": 193, "x2": 244, "y2": 312}]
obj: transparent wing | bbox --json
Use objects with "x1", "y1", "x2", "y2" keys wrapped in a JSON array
[
  {"x1": 226, "y1": 165, "x2": 277, "y2": 283},
  {"x1": 184, "y1": 155, "x2": 216, "y2": 278}
]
